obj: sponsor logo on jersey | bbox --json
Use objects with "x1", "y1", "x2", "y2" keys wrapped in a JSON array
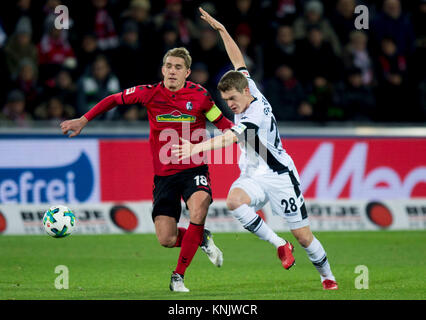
[
  {"x1": 125, "y1": 87, "x2": 136, "y2": 95},
  {"x1": 156, "y1": 110, "x2": 196, "y2": 123}
]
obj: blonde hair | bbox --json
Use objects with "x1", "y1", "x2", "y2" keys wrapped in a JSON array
[
  {"x1": 217, "y1": 70, "x2": 249, "y2": 93},
  {"x1": 162, "y1": 47, "x2": 192, "y2": 69}
]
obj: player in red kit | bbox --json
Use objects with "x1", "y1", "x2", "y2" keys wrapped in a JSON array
[{"x1": 60, "y1": 47, "x2": 233, "y2": 292}]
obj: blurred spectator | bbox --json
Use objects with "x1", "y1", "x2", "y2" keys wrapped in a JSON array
[
  {"x1": 154, "y1": 0, "x2": 198, "y2": 45},
  {"x1": 295, "y1": 25, "x2": 341, "y2": 85},
  {"x1": 0, "y1": 0, "x2": 424, "y2": 124},
  {"x1": 4, "y1": 17, "x2": 38, "y2": 80},
  {"x1": 0, "y1": 48, "x2": 9, "y2": 105},
  {"x1": 158, "y1": 23, "x2": 184, "y2": 64},
  {"x1": 330, "y1": 0, "x2": 357, "y2": 46},
  {"x1": 0, "y1": 89, "x2": 32, "y2": 126},
  {"x1": 111, "y1": 20, "x2": 157, "y2": 88},
  {"x1": 77, "y1": 55, "x2": 120, "y2": 118},
  {"x1": 43, "y1": 68, "x2": 77, "y2": 108},
  {"x1": 38, "y1": 15, "x2": 76, "y2": 83},
  {"x1": 335, "y1": 67, "x2": 376, "y2": 121},
  {"x1": 1, "y1": 0, "x2": 42, "y2": 41},
  {"x1": 77, "y1": 0, "x2": 119, "y2": 51},
  {"x1": 223, "y1": 0, "x2": 260, "y2": 41},
  {"x1": 189, "y1": 62, "x2": 233, "y2": 120},
  {"x1": 375, "y1": 37, "x2": 409, "y2": 121},
  {"x1": 120, "y1": 0, "x2": 157, "y2": 47},
  {"x1": 189, "y1": 62, "x2": 211, "y2": 91},
  {"x1": 75, "y1": 33, "x2": 101, "y2": 77},
  {"x1": 306, "y1": 76, "x2": 337, "y2": 122},
  {"x1": 13, "y1": 58, "x2": 40, "y2": 113},
  {"x1": 411, "y1": 0, "x2": 426, "y2": 83},
  {"x1": 265, "y1": 0, "x2": 299, "y2": 25},
  {"x1": 116, "y1": 104, "x2": 147, "y2": 121},
  {"x1": 191, "y1": 26, "x2": 228, "y2": 82},
  {"x1": 342, "y1": 31, "x2": 374, "y2": 86},
  {"x1": 293, "y1": 0, "x2": 342, "y2": 56},
  {"x1": 265, "y1": 64, "x2": 312, "y2": 121},
  {"x1": 371, "y1": 0, "x2": 415, "y2": 56},
  {"x1": 34, "y1": 96, "x2": 75, "y2": 123},
  {"x1": 234, "y1": 23, "x2": 263, "y2": 81},
  {"x1": 264, "y1": 24, "x2": 298, "y2": 78}
]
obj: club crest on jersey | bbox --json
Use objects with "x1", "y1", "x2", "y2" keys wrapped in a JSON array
[
  {"x1": 156, "y1": 110, "x2": 196, "y2": 123},
  {"x1": 186, "y1": 101, "x2": 193, "y2": 110}
]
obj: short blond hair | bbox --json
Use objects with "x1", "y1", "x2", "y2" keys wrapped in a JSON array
[
  {"x1": 162, "y1": 47, "x2": 192, "y2": 69},
  {"x1": 217, "y1": 70, "x2": 249, "y2": 93}
]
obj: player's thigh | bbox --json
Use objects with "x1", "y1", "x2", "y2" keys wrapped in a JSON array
[
  {"x1": 181, "y1": 165, "x2": 213, "y2": 224},
  {"x1": 228, "y1": 176, "x2": 267, "y2": 211},
  {"x1": 154, "y1": 215, "x2": 178, "y2": 247},
  {"x1": 267, "y1": 174, "x2": 309, "y2": 229},
  {"x1": 152, "y1": 174, "x2": 182, "y2": 223}
]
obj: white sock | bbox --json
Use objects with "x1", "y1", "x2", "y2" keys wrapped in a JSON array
[
  {"x1": 304, "y1": 237, "x2": 335, "y2": 281},
  {"x1": 230, "y1": 204, "x2": 286, "y2": 248}
]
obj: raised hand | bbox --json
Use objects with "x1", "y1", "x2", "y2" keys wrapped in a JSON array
[{"x1": 199, "y1": 7, "x2": 225, "y2": 32}]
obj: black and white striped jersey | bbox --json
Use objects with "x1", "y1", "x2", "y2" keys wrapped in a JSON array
[{"x1": 231, "y1": 68, "x2": 295, "y2": 176}]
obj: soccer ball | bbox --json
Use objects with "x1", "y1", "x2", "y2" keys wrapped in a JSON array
[{"x1": 43, "y1": 205, "x2": 76, "y2": 238}]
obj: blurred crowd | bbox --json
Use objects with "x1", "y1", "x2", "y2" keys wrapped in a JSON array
[{"x1": 0, "y1": 0, "x2": 425, "y2": 126}]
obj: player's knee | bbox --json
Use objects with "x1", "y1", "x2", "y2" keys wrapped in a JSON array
[
  {"x1": 226, "y1": 196, "x2": 244, "y2": 211},
  {"x1": 158, "y1": 235, "x2": 177, "y2": 248},
  {"x1": 294, "y1": 233, "x2": 313, "y2": 248},
  {"x1": 189, "y1": 209, "x2": 207, "y2": 225}
]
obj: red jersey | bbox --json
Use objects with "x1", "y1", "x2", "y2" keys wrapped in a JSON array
[{"x1": 84, "y1": 81, "x2": 233, "y2": 176}]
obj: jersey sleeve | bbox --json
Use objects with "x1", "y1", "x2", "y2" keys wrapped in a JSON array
[
  {"x1": 121, "y1": 85, "x2": 151, "y2": 106},
  {"x1": 199, "y1": 86, "x2": 215, "y2": 112}
]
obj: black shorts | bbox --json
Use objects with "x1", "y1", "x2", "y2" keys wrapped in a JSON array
[{"x1": 152, "y1": 165, "x2": 212, "y2": 222}]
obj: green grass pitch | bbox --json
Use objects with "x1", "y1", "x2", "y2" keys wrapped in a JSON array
[{"x1": 0, "y1": 231, "x2": 425, "y2": 300}]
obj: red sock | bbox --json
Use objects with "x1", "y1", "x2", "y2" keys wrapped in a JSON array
[
  {"x1": 173, "y1": 227, "x2": 187, "y2": 247},
  {"x1": 174, "y1": 223, "x2": 204, "y2": 276}
]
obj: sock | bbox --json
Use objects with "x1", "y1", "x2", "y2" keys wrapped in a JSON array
[
  {"x1": 174, "y1": 223, "x2": 204, "y2": 276},
  {"x1": 230, "y1": 204, "x2": 286, "y2": 248},
  {"x1": 173, "y1": 227, "x2": 187, "y2": 247},
  {"x1": 304, "y1": 237, "x2": 335, "y2": 281}
]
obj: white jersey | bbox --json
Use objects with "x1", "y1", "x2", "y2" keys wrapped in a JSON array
[{"x1": 231, "y1": 68, "x2": 296, "y2": 177}]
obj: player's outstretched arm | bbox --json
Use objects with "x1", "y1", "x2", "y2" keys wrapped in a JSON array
[
  {"x1": 60, "y1": 116, "x2": 88, "y2": 137},
  {"x1": 172, "y1": 130, "x2": 238, "y2": 161},
  {"x1": 199, "y1": 7, "x2": 246, "y2": 70},
  {"x1": 60, "y1": 92, "x2": 123, "y2": 137}
]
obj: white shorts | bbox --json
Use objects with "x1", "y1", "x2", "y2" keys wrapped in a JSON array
[{"x1": 229, "y1": 170, "x2": 309, "y2": 230}]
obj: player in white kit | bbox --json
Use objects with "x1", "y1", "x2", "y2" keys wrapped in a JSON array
[{"x1": 173, "y1": 8, "x2": 338, "y2": 290}]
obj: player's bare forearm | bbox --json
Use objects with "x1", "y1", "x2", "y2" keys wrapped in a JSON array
[
  {"x1": 193, "y1": 130, "x2": 237, "y2": 154},
  {"x1": 172, "y1": 130, "x2": 237, "y2": 160},
  {"x1": 199, "y1": 7, "x2": 246, "y2": 70},
  {"x1": 219, "y1": 29, "x2": 246, "y2": 70}
]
